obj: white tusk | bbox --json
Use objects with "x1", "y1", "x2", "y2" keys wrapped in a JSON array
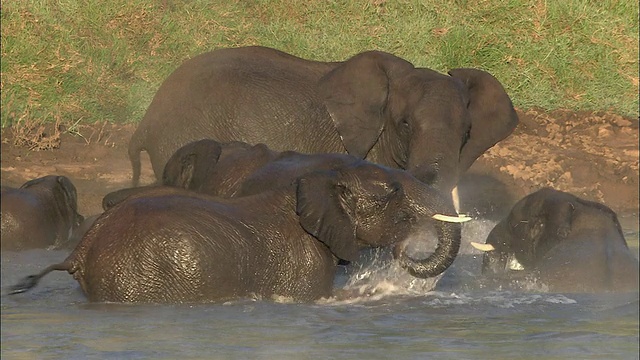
[
  {"x1": 470, "y1": 242, "x2": 495, "y2": 252},
  {"x1": 508, "y1": 257, "x2": 525, "y2": 271},
  {"x1": 432, "y1": 213, "x2": 472, "y2": 223},
  {"x1": 451, "y1": 186, "x2": 460, "y2": 213}
]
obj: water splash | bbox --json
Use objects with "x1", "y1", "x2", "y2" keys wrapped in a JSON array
[
  {"x1": 318, "y1": 219, "x2": 585, "y2": 307},
  {"x1": 317, "y1": 248, "x2": 441, "y2": 305}
]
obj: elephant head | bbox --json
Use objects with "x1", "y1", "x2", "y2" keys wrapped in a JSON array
[
  {"x1": 162, "y1": 139, "x2": 223, "y2": 190},
  {"x1": 2, "y1": 175, "x2": 84, "y2": 250},
  {"x1": 163, "y1": 139, "x2": 284, "y2": 194},
  {"x1": 104, "y1": 139, "x2": 227, "y2": 210},
  {"x1": 318, "y1": 52, "x2": 518, "y2": 194},
  {"x1": 296, "y1": 162, "x2": 467, "y2": 278},
  {"x1": 21, "y1": 175, "x2": 84, "y2": 230},
  {"x1": 104, "y1": 139, "x2": 281, "y2": 210},
  {"x1": 475, "y1": 188, "x2": 639, "y2": 292},
  {"x1": 481, "y1": 188, "x2": 580, "y2": 272}
]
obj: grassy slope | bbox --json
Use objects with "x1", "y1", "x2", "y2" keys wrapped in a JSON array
[{"x1": 1, "y1": 0, "x2": 638, "y2": 129}]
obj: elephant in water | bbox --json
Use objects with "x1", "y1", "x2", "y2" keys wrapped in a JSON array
[
  {"x1": 103, "y1": 139, "x2": 364, "y2": 209},
  {"x1": 473, "y1": 188, "x2": 639, "y2": 293},
  {"x1": 128, "y1": 46, "x2": 519, "y2": 208},
  {"x1": 11, "y1": 163, "x2": 468, "y2": 303},
  {"x1": 1, "y1": 175, "x2": 84, "y2": 251}
]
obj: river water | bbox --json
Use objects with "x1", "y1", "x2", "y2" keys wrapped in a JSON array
[{"x1": 2, "y1": 215, "x2": 638, "y2": 359}]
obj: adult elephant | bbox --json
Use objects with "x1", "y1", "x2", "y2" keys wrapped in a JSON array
[
  {"x1": 1, "y1": 176, "x2": 84, "y2": 251},
  {"x1": 473, "y1": 188, "x2": 639, "y2": 293},
  {"x1": 12, "y1": 163, "x2": 467, "y2": 303},
  {"x1": 128, "y1": 46, "x2": 519, "y2": 205}
]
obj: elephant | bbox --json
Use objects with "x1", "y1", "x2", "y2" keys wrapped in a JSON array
[
  {"x1": 66, "y1": 214, "x2": 100, "y2": 249},
  {"x1": 104, "y1": 139, "x2": 363, "y2": 209},
  {"x1": 473, "y1": 188, "x2": 639, "y2": 293},
  {"x1": 161, "y1": 139, "x2": 275, "y2": 197},
  {"x1": 11, "y1": 162, "x2": 468, "y2": 303},
  {"x1": 103, "y1": 139, "x2": 263, "y2": 208},
  {"x1": 1, "y1": 175, "x2": 84, "y2": 251},
  {"x1": 128, "y1": 46, "x2": 519, "y2": 207}
]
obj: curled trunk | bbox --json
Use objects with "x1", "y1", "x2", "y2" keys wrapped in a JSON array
[{"x1": 393, "y1": 218, "x2": 462, "y2": 278}]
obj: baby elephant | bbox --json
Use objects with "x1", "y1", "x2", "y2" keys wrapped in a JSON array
[
  {"x1": 12, "y1": 163, "x2": 466, "y2": 303},
  {"x1": 1, "y1": 175, "x2": 84, "y2": 251},
  {"x1": 474, "y1": 188, "x2": 639, "y2": 293}
]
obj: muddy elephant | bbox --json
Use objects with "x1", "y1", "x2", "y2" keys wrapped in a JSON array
[
  {"x1": 474, "y1": 188, "x2": 639, "y2": 293},
  {"x1": 129, "y1": 46, "x2": 519, "y2": 206},
  {"x1": 104, "y1": 139, "x2": 363, "y2": 209},
  {"x1": 1, "y1": 175, "x2": 84, "y2": 251},
  {"x1": 12, "y1": 163, "x2": 467, "y2": 303}
]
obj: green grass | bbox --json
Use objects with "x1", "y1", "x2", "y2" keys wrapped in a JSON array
[{"x1": 1, "y1": 0, "x2": 638, "y2": 129}]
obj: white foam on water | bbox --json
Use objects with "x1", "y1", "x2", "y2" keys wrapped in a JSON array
[
  {"x1": 317, "y1": 247, "x2": 442, "y2": 305},
  {"x1": 485, "y1": 292, "x2": 578, "y2": 308},
  {"x1": 421, "y1": 290, "x2": 578, "y2": 308},
  {"x1": 544, "y1": 294, "x2": 578, "y2": 304},
  {"x1": 318, "y1": 218, "x2": 585, "y2": 307},
  {"x1": 319, "y1": 219, "x2": 497, "y2": 305}
]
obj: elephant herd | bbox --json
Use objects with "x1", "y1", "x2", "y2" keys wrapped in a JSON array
[{"x1": 3, "y1": 46, "x2": 638, "y2": 303}]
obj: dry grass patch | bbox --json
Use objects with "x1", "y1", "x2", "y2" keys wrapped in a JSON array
[{"x1": 10, "y1": 113, "x2": 62, "y2": 151}]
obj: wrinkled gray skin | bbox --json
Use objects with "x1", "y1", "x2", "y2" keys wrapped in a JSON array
[
  {"x1": 12, "y1": 163, "x2": 462, "y2": 303},
  {"x1": 104, "y1": 139, "x2": 362, "y2": 209},
  {"x1": 129, "y1": 46, "x2": 519, "y2": 197},
  {"x1": 482, "y1": 188, "x2": 639, "y2": 293},
  {"x1": 1, "y1": 176, "x2": 84, "y2": 251}
]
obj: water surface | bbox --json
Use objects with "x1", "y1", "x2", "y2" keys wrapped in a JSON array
[{"x1": 2, "y1": 216, "x2": 638, "y2": 359}]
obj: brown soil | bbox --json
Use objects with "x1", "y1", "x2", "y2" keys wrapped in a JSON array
[{"x1": 1, "y1": 109, "x2": 638, "y2": 219}]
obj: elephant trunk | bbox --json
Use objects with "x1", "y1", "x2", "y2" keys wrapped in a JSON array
[
  {"x1": 407, "y1": 147, "x2": 460, "y2": 195},
  {"x1": 393, "y1": 216, "x2": 462, "y2": 278},
  {"x1": 389, "y1": 181, "x2": 467, "y2": 278}
]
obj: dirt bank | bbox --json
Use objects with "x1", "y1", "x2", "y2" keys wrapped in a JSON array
[{"x1": 1, "y1": 109, "x2": 638, "y2": 219}]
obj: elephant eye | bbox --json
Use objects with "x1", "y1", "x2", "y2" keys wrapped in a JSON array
[{"x1": 399, "y1": 118, "x2": 411, "y2": 132}]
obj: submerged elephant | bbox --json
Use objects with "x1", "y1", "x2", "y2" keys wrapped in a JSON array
[
  {"x1": 103, "y1": 139, "x2": 260, "y2": 208},
  {"x1": 474, "y1": 188, "x2": 639, "y2": 293},
  {"x1": 1, "y1": 175, "x2": 84, "y2": 251},
  {"x1": 129, "y1": 46, "x2": 519, "y2": 204},
  {"x1": 105, "y1": 139, "x2": 363, "y2": 209},
  {"x1": 12, "y1": 163, "x2": 467, "y2": 303}
]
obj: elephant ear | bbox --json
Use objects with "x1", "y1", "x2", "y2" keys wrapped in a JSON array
[
  {"x1": 53, "y1": 176, "x2": 83, "y2": 225},
  {"x1": 318, "y1": 51, "x2": 414, "y2": 158},
  {"x1": 173, "y1": 153, "x2": 197, "y2": 189},
  {"x1": 296, "y1": 170, "x2": 359, "y2": 262},
  {"x1": 56, "y1": 176, "x2": 78, "y2": 208},
  {"x1": 448, "y1": 68, "x2": 519, "y2": 172},
  {"x1": 162, "y1": 140, "x2": 222, "y2": 190}
]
